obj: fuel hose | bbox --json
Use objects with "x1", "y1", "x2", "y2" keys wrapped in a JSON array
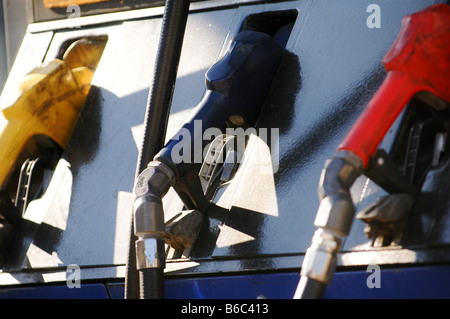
[{"x1": 125, "y1": 0, "x2": 190, "y2": 299}]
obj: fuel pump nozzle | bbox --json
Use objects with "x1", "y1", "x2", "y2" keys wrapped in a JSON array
[
  {"x1": 339, "y1": 3, "x2": 450, "y2": 168},
  {"x1": 0, "y1": 38, "x2": 106, "y2": 189},
  {"x1": 295, "y1": 3, "x2": 450, "y2": 299},
  {"x1": 133, "y1": 31, "x2": 282, "y2": 298}
]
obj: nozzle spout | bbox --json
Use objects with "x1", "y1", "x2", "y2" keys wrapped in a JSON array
[
  {"x1": 295, "y1": 151, "x2": 363, "y2": 298},
  {"x1": 133, "y1": 161, "x2": 176, "y2": 270}
]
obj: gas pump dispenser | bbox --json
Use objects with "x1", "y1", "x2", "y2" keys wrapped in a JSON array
[{"x1": 295, "y1": 3, "x2": 450, "y2": 299}]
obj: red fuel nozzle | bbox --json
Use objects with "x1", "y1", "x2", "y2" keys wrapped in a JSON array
[{"x1": 338, "y1": 4, "x2": 450, "y2": 168}]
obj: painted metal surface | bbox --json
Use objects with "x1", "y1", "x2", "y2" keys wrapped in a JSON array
[
  {"x1": 1, "y1": 0, "x2": 449, "y2": 295},
  {"x1": 1, "y1": 265, "x2": 449, "y2": 299},
  {"x1": 163, "y1": 265, "x2": 450, "y2": 299}
]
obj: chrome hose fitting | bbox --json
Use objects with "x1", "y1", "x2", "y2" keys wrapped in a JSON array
[
  {"x1": 133, "y1": 161, "x2": 176, "y2": 269},
  {"x1": 297, "y1": 150, "x2": 363, "y2": 296}
]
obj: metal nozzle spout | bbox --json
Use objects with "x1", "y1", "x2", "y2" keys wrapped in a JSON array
[
  {"x1": 133, "y1": 161, "x2": 176, "y2": 270},
  {"x1": 295, "y1": 150, "x2": 363, "y2": 298}
]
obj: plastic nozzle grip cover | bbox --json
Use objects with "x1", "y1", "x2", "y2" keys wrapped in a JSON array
[
  {"x1": 154, "y1": 31, "x2": 282, "y2": 178},
  {"x1": 338, "y1": 4, "x2": 450, "y2": 168}
]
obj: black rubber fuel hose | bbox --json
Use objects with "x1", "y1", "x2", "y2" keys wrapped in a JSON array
[
  {"x1": 136, "y1": 0, "x2": 191, "y2": 175},
  {"x1": 139, "y1": 268, "x2": 165, "y2": 299},
  {"x1": 295, "y1": 277, "x2": 327, "y2": 299},
  {"x1": 125, "y1": 0, "x2": 190, "y2": 299}
]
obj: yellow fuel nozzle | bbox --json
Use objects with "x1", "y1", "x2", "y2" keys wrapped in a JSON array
[{"x1": 0, "y1": 38, "x2": 106, "y2": 189}]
